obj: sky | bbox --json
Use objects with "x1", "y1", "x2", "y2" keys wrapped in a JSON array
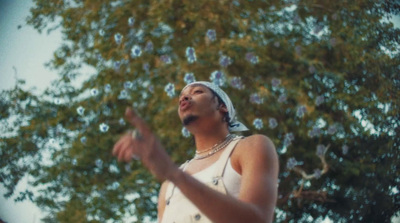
[
  {"x1": 0, "y1": 0, "x2": 61, "y2": 222},
  {"x1": 0, "y1": 1, "x2": 399, "y2": 223}
]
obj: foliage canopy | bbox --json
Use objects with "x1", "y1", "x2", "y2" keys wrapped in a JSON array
[{"x1": 1, "y1": 0, "x2": 399, "y2": 222}]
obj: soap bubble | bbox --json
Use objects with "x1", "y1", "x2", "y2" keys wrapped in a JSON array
[
  {"x1": 164, "y1": 83, "x2": 175, "y2": 98},
  {"x1": 76, "y1": 106, "x2": 85, "y2": 116},
  {"x1": 210, "y1": 70, "x2": 226, "y2": 86},
  {"x1": 99, "y1": 123, "x2": 109, "y2": 132},
  {"x1": 131, "y1": 45, "x2": 142, "y2": 58},
  {"x1": 206, "y1": 29, "x2": 217, "y2": 42},
  {"x1": 253, "y1": 118, "x2": 263, "y2": 130},
  {"x1": 114, "y1": 33, "x2": 123, "y2": 44},
  {"x1": 184, "y1": 73, "x2": 196, "y2": 84},
  {"x1": 182, "y1": 127, "x2": 191, "y2": 138}
]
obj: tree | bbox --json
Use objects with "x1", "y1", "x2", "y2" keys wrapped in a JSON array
[{"x1": 1, "y1": 0, "x2": 399, "y2": 222}]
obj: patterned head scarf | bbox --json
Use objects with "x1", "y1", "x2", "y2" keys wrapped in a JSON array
[{"x1": 182, "y1": 81, "x2": 249, "y2": 132}]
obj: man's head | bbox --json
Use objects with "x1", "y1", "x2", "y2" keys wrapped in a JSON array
[{"x1": 179, "y1": 81, "x2": 248, "y2": 132}]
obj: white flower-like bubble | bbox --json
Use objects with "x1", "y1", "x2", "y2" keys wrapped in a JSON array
[
  {"x1": 182, "y1": 127, "x2": 191, "y2": 138},
  {"x1": 315, "y1": 95, "x2": 324, "y2": 106},
  {"x1": 131, "y1": 45, "x2": 142, "y2": 58},
  {"x1": 219, "y1": 55, "x2": 232, "y2": 67},
  {"x1": 230, "y1": 77, "x2": 244, "y2": 90},
  {"x1": 250, "y1": 93, "x2": 263, "y2": 104},
  {"x1": 164, "y1": 83, "x2": 175, "y2": 98},
  {"x1": 104, "y1": 84, "x2": 112, "y2": 93},
  {"x1": 128, "y1": 17, "x2": 135, "y2": 26},
  {"x1": 185, "y1": 47, "x2": 197, "y2": 63},
  {"x1": 119, "y1": 118, "x2": 126, "y2": 126},
  {"x1": 99, "y1": 123, "x2": 109, "y2": 132},
  {"x1": 160, "y1": 55, "x2": 172, "y2": 64},
  {"x1": 80, "y1": 136, "x2": 87, "y2": 144},
  {"x1": 206, "y1": 29, "x2": 217, "y2": 42},
  {"x1": 118, "y1": 90, "x2": 128, "y2": 99},
  {"x1": 77, "y1": 106, "x2": 85, "y2": 116},
  {"x1": 184, "y1": 73, "x2": 196, "y2": 84},
  {"x1": 114, "y1": 33, "x2": 123, "y2": 44},
  {"x1": 253, "y1": 118, "x2": 263, "y2": 130},
  {"x1": 245, "y1": 52, "x2": 259, "y2": 64},
  {"x1": 90, "y1": 88, "x2": 99, "y2": 96},
  {"x1": 95, "y1": 159, "x2": 103, "y2": 168},
  {"x1": 296, "y1": 105, "x2": 307, "y2": 117},
  {"x1": 210, "y1": 70, "x2": 226, "y2": 87},
  {"x1": 269, "y1": 118, "x2": 278, "y2": 129}
]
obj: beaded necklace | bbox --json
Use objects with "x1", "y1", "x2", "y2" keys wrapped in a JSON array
[{"x1": 193, "y1": 134, "x2": 235, "y2": 160}]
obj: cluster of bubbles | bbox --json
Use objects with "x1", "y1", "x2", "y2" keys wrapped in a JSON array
[{"x1": 210, "y1": 70, "x2": 226, "y2": 86}]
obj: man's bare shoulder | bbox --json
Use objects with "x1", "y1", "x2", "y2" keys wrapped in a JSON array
[
  {"x1": 232, "y1": 134, "x2": 277, "y2": 172},
  {"x1": 237, "y1": 134, "x2": 275, "y2": 153}
]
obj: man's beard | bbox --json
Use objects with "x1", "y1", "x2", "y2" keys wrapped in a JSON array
[{"x1": 182, "y1": 115, "x2": 199, "y2": 126}]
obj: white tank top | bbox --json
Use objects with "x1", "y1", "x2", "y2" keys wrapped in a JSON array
[
  {"x1": 191, "y1": 157, "x2": 241, "y2": 197},
  {"x1": 161, "y1": 136, "x2": 243, "y2": 223}
]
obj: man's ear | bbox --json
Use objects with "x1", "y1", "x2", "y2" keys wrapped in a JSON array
[{"x1": 218, "y1": 104, "x2": 228, "y2": 113}]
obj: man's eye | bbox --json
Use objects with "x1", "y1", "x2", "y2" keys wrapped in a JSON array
[{"x1": 194, "y1": 90, "x2": 203, "y2": 93}]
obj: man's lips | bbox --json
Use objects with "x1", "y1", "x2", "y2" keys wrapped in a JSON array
[{"x1": 179, "y1": 101, "x2": 192, "y2": 111}]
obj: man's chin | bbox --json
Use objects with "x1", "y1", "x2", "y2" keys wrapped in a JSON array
[{"x1": 182, "y1": 115, "x2": 199, "y2": 126}]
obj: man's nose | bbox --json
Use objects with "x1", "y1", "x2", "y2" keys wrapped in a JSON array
[{"x1": 179, "y1": 94, "x2": 191, "y2": 103}]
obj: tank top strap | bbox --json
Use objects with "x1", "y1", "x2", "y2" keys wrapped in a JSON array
[{"x1": 213, "y1": 136, "x2": 243, "y2": 179}]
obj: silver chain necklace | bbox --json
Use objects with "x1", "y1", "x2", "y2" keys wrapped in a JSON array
[{"x1": 193, "y1": 134, "x2": 235, "y2": 160}]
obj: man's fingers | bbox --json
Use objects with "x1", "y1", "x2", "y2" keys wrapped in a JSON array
[{"x1": 125, "y1": 107, "x2": 151, "y2": 135}]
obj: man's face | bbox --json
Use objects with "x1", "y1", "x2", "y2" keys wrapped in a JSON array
[{"x1": 178, "y1": 84, "x2": 220, "y2": 126}]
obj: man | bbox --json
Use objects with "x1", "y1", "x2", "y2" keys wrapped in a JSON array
[{"x1": 112, "y1": 81, "x2": 279, "y2": 223}]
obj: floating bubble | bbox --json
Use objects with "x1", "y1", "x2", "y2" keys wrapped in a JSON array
[
  {"x1": 315, "y1": 95, "x2": 324, "y2": 106},
  {"x1": 308, "y1": 126, "x2": 321, "y2": 137},
  {"x1": 219, "y1": 55, "x2": 232, "y2": 67},
  {"x1": 99, "y1": 123, "x2": 109, "y2": 132},
  {"x1": 328, "y1": 124, "x2": 337, "y2": 135},
  {"x1": 109, "y1": 164, "x2": 120, "y2": 174},
  {"x1": 286, "y1": 157, "x2": 299, "y2": 170},
  {"x1": 342, "y1": 145, "x2": 349, "y2": 155},
  {"x1": 104, "y1": 84, "x2": 112, "y2": 93},
  {"x1": 316, "y1": 144, "x2": 327, "y2": 157},
  {"x1": 95, "y1": 159, "x2": 103, "y2": 168},
  {"x1": 76, "y1": 106, "x2": 85, "y2": 116},
  {"x1": 114, "y1": 33, "x2": 123, "y2": 44},
  {"x1": 143, "y1": 63, "x2": 150, "y2": 72},
  {"x1": 271, "y1": 78, "x2": 281, "y2": 87},
  {"x1": 99, "y1": 29, "x2": 105, "y2": 36},
  {"x1": 124, "y1": 81, "x2": 133, "y2": 89},
  {"x1": 72, "y1": 159, "x2": 77, "y2": 165},
  {"x1": 253, "y1": 118, "x2": 263, "y2": 130},
  {"x1": 118, "y1": 90, "x2": 128, "y2": 99},
  {"x1": 185, "y1": 47, "x2": 197, "y2": 63},
  {"x1": 119, "y1": 118, "x2": 126, "y2": 126},
  {"x1": 206, "y1": 29, "x2": 217, "y2": 42},
  {"x1": 80, "y1": 136, "x2": 87, "y2": 144},
  {"x1": 128, "y1": 17, "x2": 135, "y2": 26},
  {"x1": 54, "y1": 98, "x2": 62, "y2": 105},
  {"x1": 314, "y1": 169, "x2": 322, "y2": 178},
  {"x1": 131, "y1": 45, "x2": 142, "y2": 58},
  {"x1": 184, "y1": 73, "x2": 196, "y2": 84},
  {"x1": 164, "y1": 83, "x2": 175, "y2": 98},
  {"x1": 250, "y1": 93, "x2": 263, "y2": 104},
  {"x1": 278, "y1": 94, "x2": 287, "y2": 103},
  {"x1": 114, "y1": 61, "x2": 121, "y2": 70},
  {"x1": 285, "y1": 133, "x2": 295, "y2": 141},
  {"x1": 274, "y1": 41, "x2": 280, "y2": 47},
  {"x1": 90, "y1": 88, "x2": 99, "y2": 96},
  {"x1": 296, "y1": 105, "x2": 307, "y2": 117},
  {"x1": 230, "y1": 77, "x2": 244, "y2": 90},
  {"x1": 182, "y1": 127, "x2": 191, "y2": 138},
  {"x1": 145, "y1": 41, "x2": 153, "y2": 52},
  {"x1": 160, "y1": 55, "x2": 172, "y2": 64},
  {"x1": 210, "y1": 70, "x2": 226, "y2": 87},
  {"x1": 245, "y1": 52, "x2": 259, "y2": 64},
  {"x1": 269, "y1": 118, "x2": 278, "y2": 129}
]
